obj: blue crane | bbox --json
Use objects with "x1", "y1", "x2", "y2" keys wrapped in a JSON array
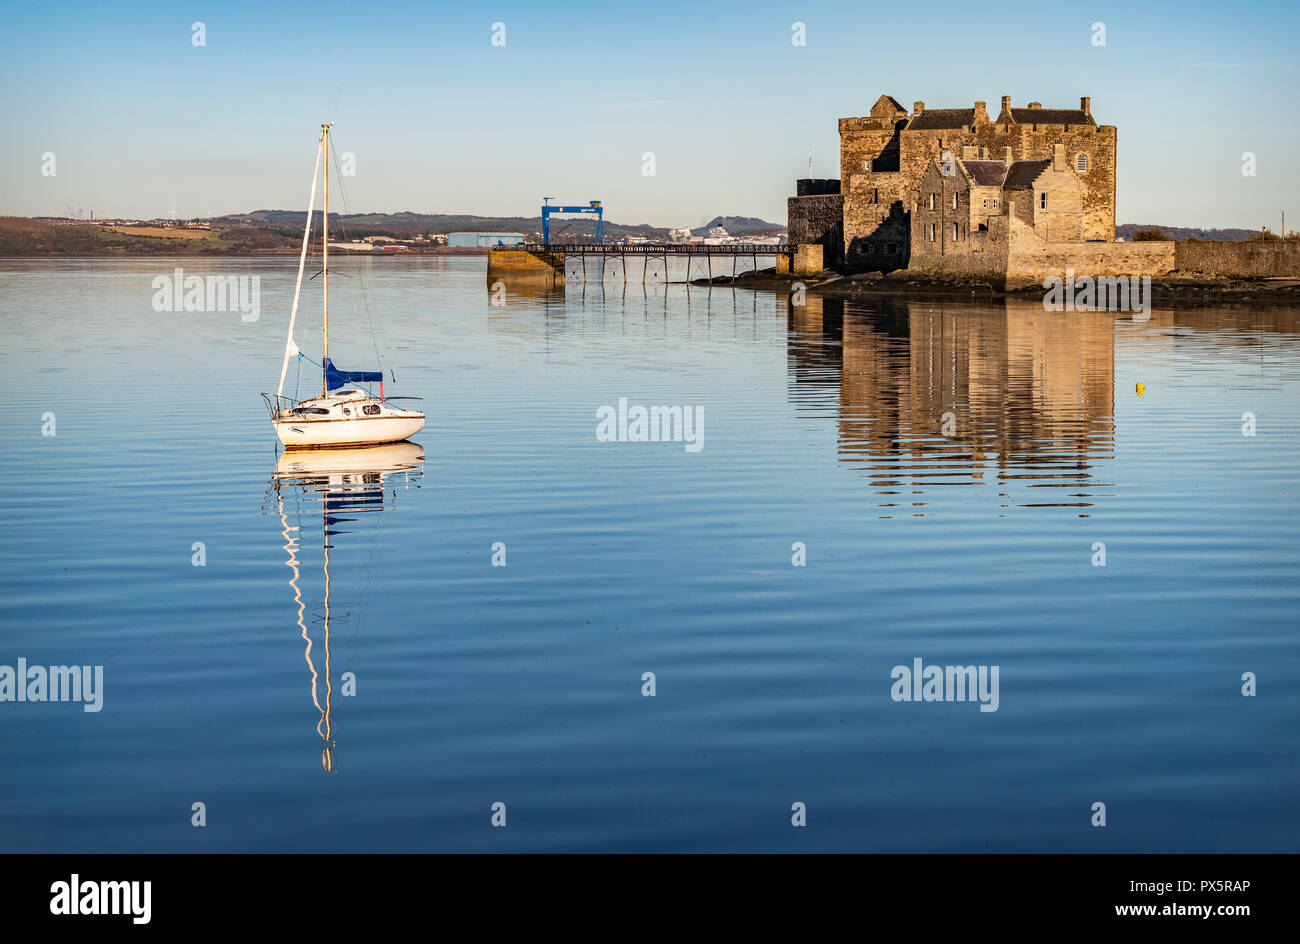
[{"x1": 541, "y1": 198, "x2": 604, "y2": 245}]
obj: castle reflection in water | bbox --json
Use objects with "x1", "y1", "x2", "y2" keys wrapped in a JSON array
[
  {"x1": 786, "y1": 295, "x2": 1117, "y2": 513},
  {"x1": 484, "y1": 274, "x2": 1297, "y2": 515}
]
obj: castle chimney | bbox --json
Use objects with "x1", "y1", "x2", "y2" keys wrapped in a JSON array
[
  {"x1": 1003, "y1": 146, "x2": 1012, "y2": 164},
  {"x1": 1028, "y1": 101, "x2": 1042, "y2": 110},
  {"x1": 913, "y1": 101, "x2": 925, "y2": 114},
  {"x1": 1080, "y1": 96, "x2": 1091, "y2": 115},
  {"x1": 973, "y1": 100, "x2": 988, "y2": 122},
  {"x1": 1053, "y1": 142, "x2": 1065, "y2": 172},
  {"x1": 1001, "y1": 95, "x2": 1011, "y2": 111}
]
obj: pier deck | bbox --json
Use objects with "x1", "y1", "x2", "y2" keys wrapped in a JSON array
[{"x1": 489, "y1": 242, "x2": 791, "y2": 284}]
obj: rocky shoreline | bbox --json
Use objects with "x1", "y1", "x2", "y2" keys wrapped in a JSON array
[{"x1": 698, "y1": 268, "x2": 1300, "y2": 306}]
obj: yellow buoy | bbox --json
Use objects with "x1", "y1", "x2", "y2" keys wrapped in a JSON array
[{"x1": 1136, "y1": 382, "x2": 1145, "y2": 395}]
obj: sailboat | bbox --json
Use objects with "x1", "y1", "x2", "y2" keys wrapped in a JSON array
[{"x1": 262, "y1": 123, "x2": 425, "y2": 448}]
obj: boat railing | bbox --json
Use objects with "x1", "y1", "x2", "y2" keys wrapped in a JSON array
[
  {"x1": 262, "y1": 393, "x2": 303, "y2": 419},
  {"x1": 263, "y1": 392, "x2": 423, "y2": 417},
  {"x1": 381, "y1": 396, "x2": 424, "y2": 413}
]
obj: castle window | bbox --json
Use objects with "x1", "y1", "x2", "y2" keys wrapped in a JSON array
[
  {"x1": 928, "y1": 223, "x2": 936, "y2": 242},
  {"x1": 951, "y1": 192, "x2": 958, "y2": 210},
  {"x1": 1040, "y1": 192, "x2": 1048, "y2": 210},
  {"x1": 993, "y1": 198, "x2": 998, "y2": 208},
  {"x1": 864, "y1": 159, "x2": 871, "y2": 171},
  {"x1": 928, "y1": 193, "x2": 936, "y2": 210},
  {"x1": 1076, "y1": 154, "x2": 1088, "y2": 173},
  {"x1": 983, "y1": 198, "x2": 988, "y2": 209},
  {"x1": 952, "y1": 222, "x2": 960, "y2": 241}
]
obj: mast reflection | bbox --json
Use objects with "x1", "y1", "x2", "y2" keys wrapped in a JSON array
[{"x1": 269, "y1": 442, "x2": 424, "y2": 771}]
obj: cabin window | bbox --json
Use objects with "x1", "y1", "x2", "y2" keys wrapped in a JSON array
[
  {"x1": 343, "y1": 407, "x2": 352, "y2": 416},
  {"x1": 1040, "y1": 192, "x2": 1048, "y2": 210},
  {"x1": 292, "y1": 407, "x2": 329, "y2": 416},
  {"x1": 952, "y1": 222, "x2": 960, "y2": 241},
  {"x1": 1076, "y1": 154, "x2": 1088, "y2": 173},
  {"x1": 363, "y1": 404, "x2": 381, "y2": 415},
  {"x1": 951, "y1": 192, "x2": 958, "y2": 210}
]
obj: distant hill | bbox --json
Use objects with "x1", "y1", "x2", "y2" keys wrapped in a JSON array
[
  {"x1": 0, "y1": 216, "x2": 299, "y2": 255},
  {"x1": 0, "y1": 210, "x2": 789, "y2": 255},
  {"x1": 1117, "y1": 223, "x2": 1260, "y2": 241}
]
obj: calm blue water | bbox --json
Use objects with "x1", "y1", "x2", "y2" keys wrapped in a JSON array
[{"x1": 0, "y1": 256, "x2": 1297, "y2": 852}]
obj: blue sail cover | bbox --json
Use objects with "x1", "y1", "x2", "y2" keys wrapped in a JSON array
[{"x1": 323, "y1": 357, "x2": 382, "y2": 391}]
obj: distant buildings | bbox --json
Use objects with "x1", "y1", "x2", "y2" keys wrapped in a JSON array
[{"x1": 448, "y1": 232, "x2": 525, "y2": 248}]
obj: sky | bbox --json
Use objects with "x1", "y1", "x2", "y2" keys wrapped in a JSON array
[{"x1": 1, "y1": 0, "x2": 1296, "y2": 230}]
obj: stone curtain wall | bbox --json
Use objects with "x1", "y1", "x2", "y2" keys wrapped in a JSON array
[
  {"x1": 1174, "y1": 241, "x2": 1300, "y2": 277},
  {"x1": 787, "y1": 194, "x2": 845, "y2": 267},
  {"x1": 1006, "y1": 240, "x2": 1176, "y2": 289},
  {"x1": 908, "y1": 216, "x2": 1179, "y2": 289}
]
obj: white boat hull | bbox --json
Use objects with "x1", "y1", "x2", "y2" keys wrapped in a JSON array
[
  {"x1": 275, "y1": 440, "x2": 425, "y2": 477},
  {"x1": 275, "y1": 413, "x2": 425, "y2": 448}
]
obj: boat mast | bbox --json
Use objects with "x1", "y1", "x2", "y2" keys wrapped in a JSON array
[
  {"x1": 275, "y1": 138, "x2": 322, "y2": 401},
  {"x1": 322, "y1": 122, "x2": 332, "y2": 397}
]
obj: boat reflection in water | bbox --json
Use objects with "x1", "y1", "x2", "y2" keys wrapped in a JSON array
[{"x1": 269, "y1": 442, "x2": 424, "y2": 771}]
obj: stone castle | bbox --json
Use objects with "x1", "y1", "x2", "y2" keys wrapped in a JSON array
[{"x1": 788, "y1": 94, "x2": 1180, "y2": 287}]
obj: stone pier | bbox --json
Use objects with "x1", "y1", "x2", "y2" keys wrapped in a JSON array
[{"x1": 487, "y1": 247, "x2": 565, "y2": 283}]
